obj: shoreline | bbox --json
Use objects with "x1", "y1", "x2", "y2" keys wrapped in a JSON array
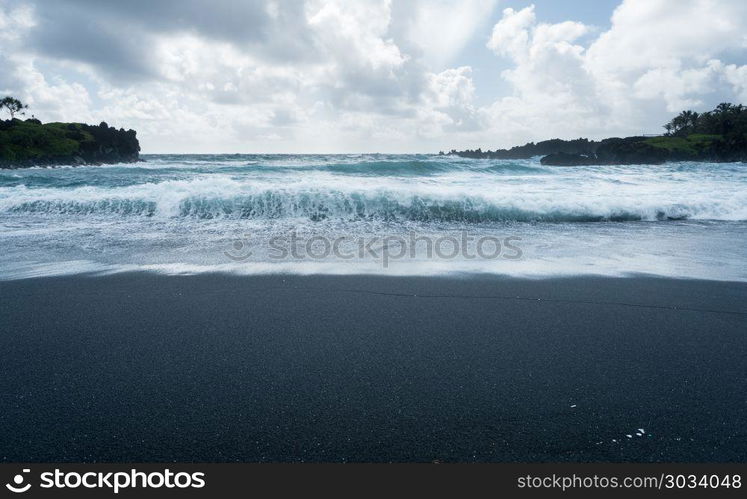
[{"x1": 1, "y1": 273, "x2": 745, "y2": 462}]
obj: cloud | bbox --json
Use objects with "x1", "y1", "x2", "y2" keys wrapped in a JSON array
[
  {"x1": 482, "y1": 0, "x2": 747, "y2": 145},
  {"x1": 723, "y1": 63, "x2": 747, "y2": 102},
  {"x1": 33, "y1": 14, "x2": 156, "y2": 81},
  {"x1": 0, "y1": 1, "x2": 33, "y2": 91},
  {"x1": 26, "y1": 0, "x2": 313, "y2": 81},
  {"x1": 402, "y1": 0, "x2": 497, "y2": 69},
  {"x1": 2, "y1": 0, "x2": 747, "y2": 152},
  {"x1": 423, "y1": 66, "x2": 480, "y2": 133},
  {"x1": 486, "y1": 5, "x2": 536, "y2": 58},
  {"x1": 0, "y1": 0, "x2": 93, "y2": 122},
  {"x1": 305, "y1": 0, "x2": 417, "y2": 111},
  {"x1": 586, "y1": 0, "x2": 747, "y2": 74},
  {"x1": 483, "y1": 6, "x2": 604, "y2": 143}
]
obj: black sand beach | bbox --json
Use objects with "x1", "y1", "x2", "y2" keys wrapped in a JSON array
[{"x1": 0, "y1": 273, "x2": 745, "y2": 462}]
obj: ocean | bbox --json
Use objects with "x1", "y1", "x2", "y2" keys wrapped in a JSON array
[{"x1": 1, "y1": 154, "x2": 746, "y2": 281}]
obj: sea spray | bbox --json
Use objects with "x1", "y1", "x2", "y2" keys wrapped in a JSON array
[{"x1": 0, "y1": 154, "x2": 745, "y2": 280}]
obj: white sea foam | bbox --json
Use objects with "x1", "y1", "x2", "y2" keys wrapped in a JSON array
[
  {"x1": 1, "y1": 155, "x2": 746, "y2": 280},
  {"x1": 1, "y1": 164, "x2": 745, "y2": 221}
]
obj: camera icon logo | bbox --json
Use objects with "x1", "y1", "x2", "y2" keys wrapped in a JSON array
[
  {"x1": 5, "y1": 469, "x2": 31, "y2": 493},
  {"x1": 224, "y1": 233, "x2": 253, "y2": 261}
]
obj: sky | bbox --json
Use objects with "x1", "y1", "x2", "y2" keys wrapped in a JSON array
[{"x1": 1, "y1": 0, "x2": 746, "y2": 153}]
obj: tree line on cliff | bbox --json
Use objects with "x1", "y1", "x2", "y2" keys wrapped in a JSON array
[
  {"x1": 445, "y1": 103, "x2": 747, "y2": 165},
  {"x1": 1, "y1": 96, "x2": 140, "y2": 168}
]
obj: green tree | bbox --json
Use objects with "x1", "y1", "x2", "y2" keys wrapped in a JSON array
[{"x1": 0, "y1": 96, "x2": 28, "y2": 119}]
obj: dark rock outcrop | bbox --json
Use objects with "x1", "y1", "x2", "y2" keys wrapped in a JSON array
[
  {"x1": 594, "y1": 137, "x2": 669, "y2": 164},
  {"x1": 540, "y1": 152, "x2": 598, "y2": 166},
  {"x1": 542, "y1": 137, "x2": 669, "y2": 165},
  {"x1": 446, "y1": 138, "x2": 598, "y2": 160},
  {"x1": 0, "y1": 119, "x2": 139, "y2": 168},
  {"x1": 539, "y1": 135, "x2": 744, "y2": 165},
  {"x1": 452, "y1": 134, "x2": 744, "y2": 165}
]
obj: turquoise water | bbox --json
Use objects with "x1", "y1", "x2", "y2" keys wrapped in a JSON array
[{"x1": 1, "y1": 154, "x2": 746, "y2": 280}]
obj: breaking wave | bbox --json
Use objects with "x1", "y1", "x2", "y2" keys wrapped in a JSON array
[{"x1": 1, "y1": 175, "x2": 745, "y2": 222}]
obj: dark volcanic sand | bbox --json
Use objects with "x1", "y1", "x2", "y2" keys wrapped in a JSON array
[{"x1": 0, "y1": 273, "x2": 745, "y2": 462}]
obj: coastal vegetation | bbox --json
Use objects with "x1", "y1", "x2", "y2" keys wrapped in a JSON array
[
  {"x1": 0, "y1": 96, "x2": 29, "y2": 119},
  {"x1": 445, "y1": 103, "x2": 747, "y2": 165},
  {"x1": 0, "y1": 97, "x2": 139, "y2": 167}
]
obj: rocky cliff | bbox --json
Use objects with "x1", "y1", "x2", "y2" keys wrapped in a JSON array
[{"x1": 0, "y1": 119, "x2": 140, "y2": 168}]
